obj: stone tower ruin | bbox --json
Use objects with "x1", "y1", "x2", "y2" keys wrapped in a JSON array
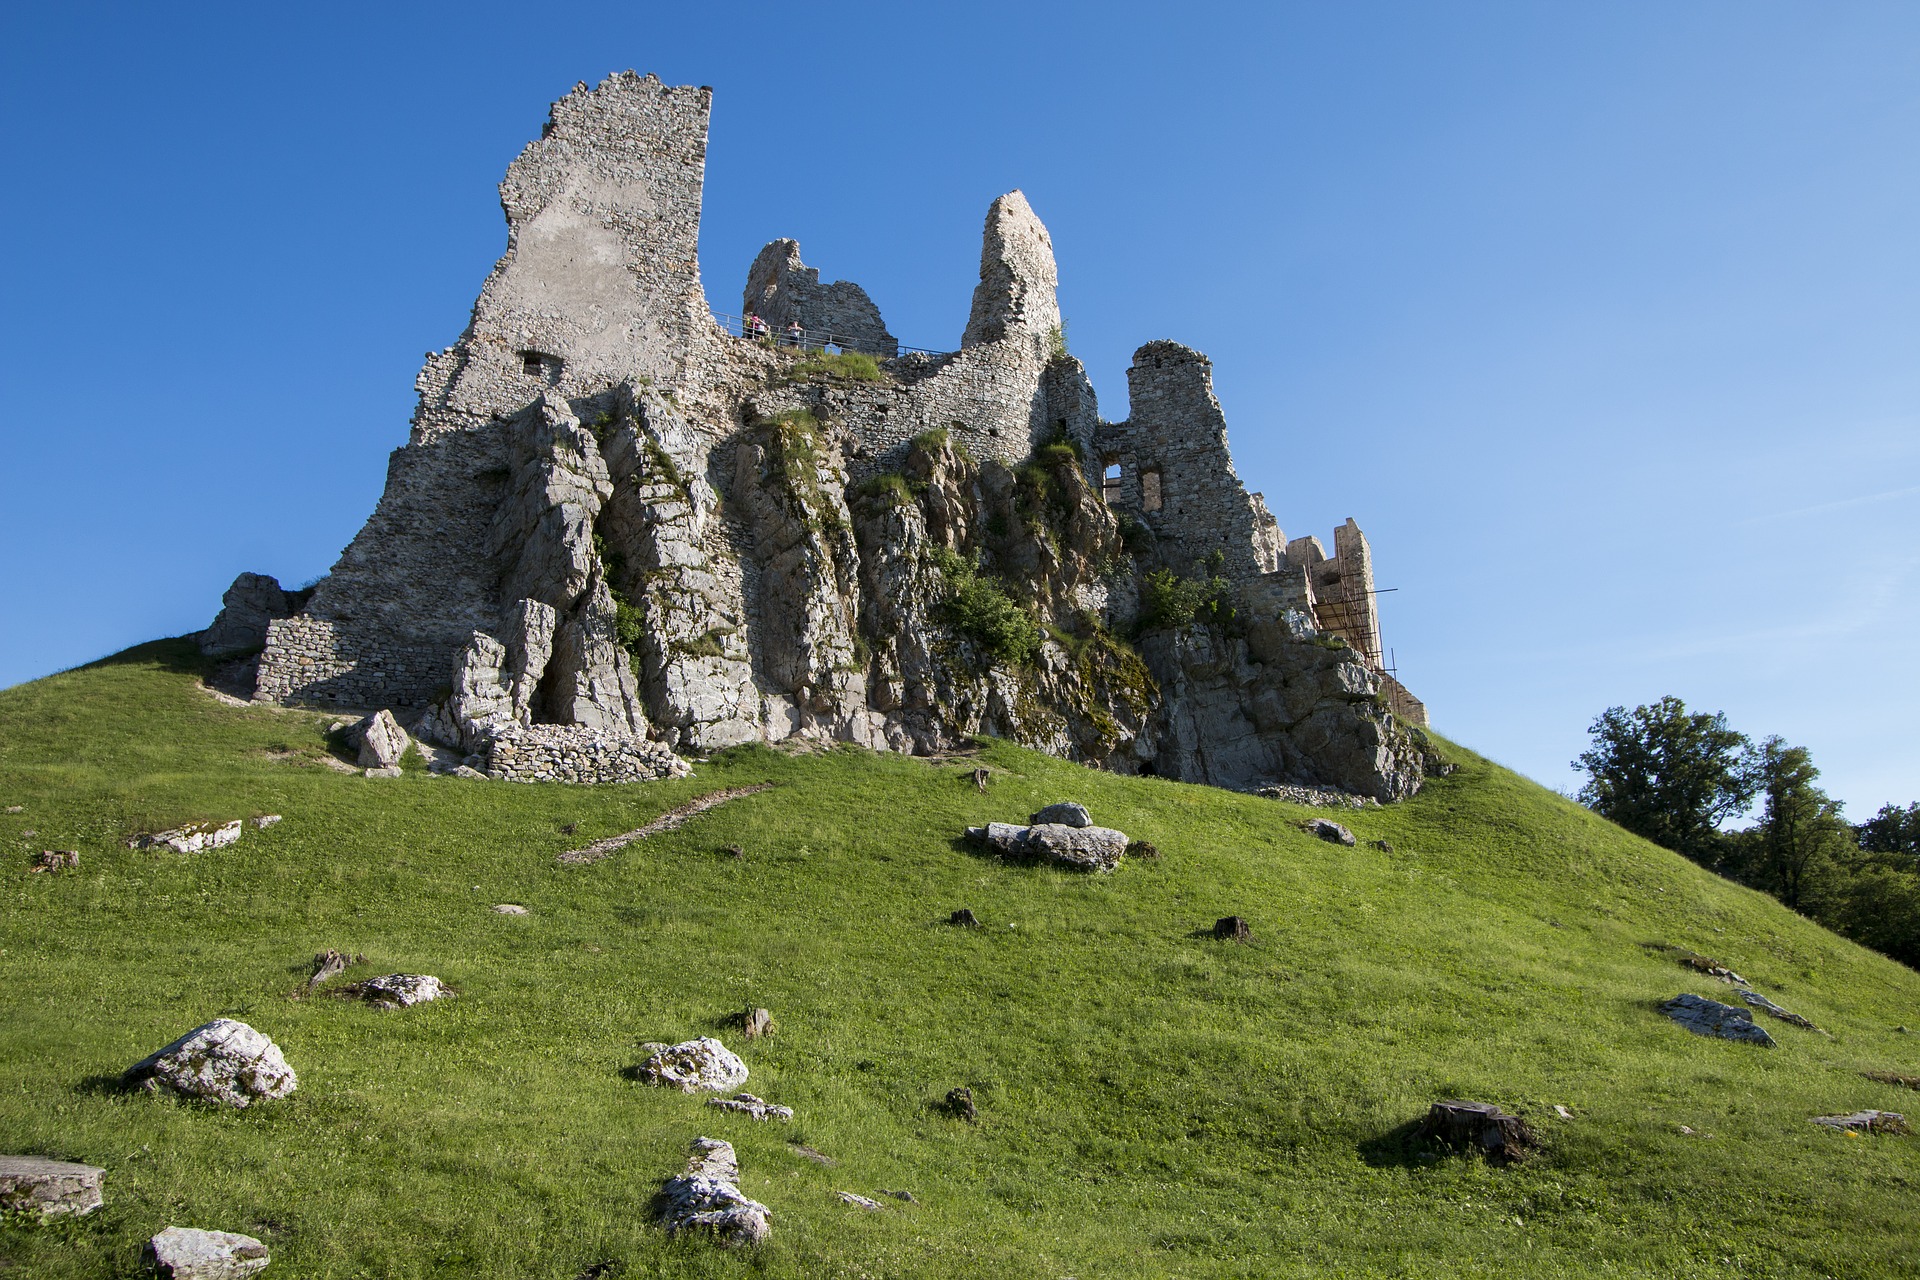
[{"x1": 215, "y1": 71, "x2": 1428, "y2": 798}]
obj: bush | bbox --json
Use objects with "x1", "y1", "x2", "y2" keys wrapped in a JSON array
[
  {"x1": 1136, "y1": 567, "x2": 1235, "y2": 633},
  {"x1": 929, "y1": 548, "x2": 1040, "y2": 667}
]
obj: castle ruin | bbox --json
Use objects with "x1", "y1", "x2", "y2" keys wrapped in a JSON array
[{"x1": 215, "y1": 72, "x2": 1428, "y2": 798}]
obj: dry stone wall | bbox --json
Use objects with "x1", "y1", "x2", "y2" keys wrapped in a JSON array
[{"x1": 235, "y1": 71, "x2": 1425, "y2": 798}]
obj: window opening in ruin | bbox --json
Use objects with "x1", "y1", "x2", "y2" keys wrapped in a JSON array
[
  {"x1": 1141, "y1": 469, "x2": 1163, "y2": 513},
  {"x1": 1101, "y1": 462, "x2": 1122, "y2": 505}
]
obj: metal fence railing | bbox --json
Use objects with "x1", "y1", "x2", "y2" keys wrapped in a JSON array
[{"x1": 711, "y1": 310, "x2": 950, "y2": 360}]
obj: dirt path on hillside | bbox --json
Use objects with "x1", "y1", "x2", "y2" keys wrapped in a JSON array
[{"x1": 557, "y1": 784, "x2": 776, "y2": 866}]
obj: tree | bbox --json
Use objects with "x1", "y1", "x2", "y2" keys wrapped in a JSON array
[
  {"x1": 1572, "y1": 697, "x2": 1758, "y2": 864},
  {"x1": 1858, "y1": 802, "x2": 1920, "y2": 872},
  {"x1": 1745, "y1": 736, "x2": 1851, "y2": 911}
]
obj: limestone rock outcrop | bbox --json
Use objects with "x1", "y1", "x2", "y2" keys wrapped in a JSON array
[
  {"x1": 970, "y1": 820, "x2": 1130, "y2": 872},
  {"x1": 143, "y1": 1226, "x2": 271, "y2": 1278},
  {"x1": 659, "y1": 1137, "x2": 772, "y2": 1246},
  {"x1": 634, "y1": 1037, "x2": 749, "y2": 1092},
  {"x1": 1658, "y1": 994, "x2": 1777, "y2": 1047},
  {"x1": 124, "y1": 1019, "x2": 298, "y2": 1107},
  {"x1": 352, "y1": 709, "x2": 409, "y2": 768},
  {"x1": 0, "y1": 1155, "x2": 105, "y2": 1219},
  {"x1": 234, "y1": 72, "x2": 1427, "y2": 803}
]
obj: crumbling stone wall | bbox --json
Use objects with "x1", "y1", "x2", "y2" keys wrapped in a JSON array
[
  {"x1": 743, "y1": 240, "x2": 897, "y2": 356},
  {"x1": 238, "y1": 71, "x2": 1426, "y2": 797},
  {"x1": 1096, "y1": 342, "x2": 1282, "y2": 581}
]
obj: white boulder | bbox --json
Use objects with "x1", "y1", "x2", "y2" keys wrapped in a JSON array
[
  {"x1": 125, "y1": 1019, "x2": 298, "y2": 1107},
  {"x1": 635, "y1": 1037, "x2": 749, "y2": 1092}
]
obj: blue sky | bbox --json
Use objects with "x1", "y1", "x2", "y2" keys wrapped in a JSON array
[{"x1": 3, "y1": 2, "x2": 1915, "y2": 816}]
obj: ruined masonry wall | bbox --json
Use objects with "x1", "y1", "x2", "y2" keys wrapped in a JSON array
[
  {"x1": 254, "y1": 616, "x2": 448, "y2": 708},
  {"x1": 743, "y1": 240, "x2": 897, "y2": 356},
  {"x1": 264, "y1": 72, "x2": 720, "y2": 711},
  {"x1": 1098, "y1": 342, "x2": 1280, "y2": 581}
]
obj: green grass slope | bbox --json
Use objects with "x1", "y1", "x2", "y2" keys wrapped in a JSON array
[{"x1": 2, "y1": 641, "x2": 1916, "y2": 1278}]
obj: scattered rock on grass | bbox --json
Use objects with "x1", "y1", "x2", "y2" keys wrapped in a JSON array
[
  {"x1": 1213, "y1": 916, "x2": 1252, "y2": 942},
  {"x1": 1305, "y1": 818, "x2": 1356, "y2": 847},
  {"x1": 1738, "y1": 989, "x2": 1822, "y2": 1032},
  {"x1": 1417, "y1": 1100, "x2": 1536, "y2": 1162},
  {"x1": 340, "y1": 974, "x2": 449, "y2": 1008},
  {"x1": 967, "y1": 821, "x2": 1129, "y2": 872},
  {"x1": 351, "y1": 709, "x2": 410, "y2": 769},
  {"x1": 1644, "y1": 942, "x2": 1748, "y2": 986},
  {"x1": 3, "y1": 806, "x2": 22, "y2": 814},
  {"x1": 945, "y1": 1087, "x2": 978, "y2": 1122},
  {"x1": 635, "y1": 1038, "x2": 749, "y2": 1092},
  {"x1": 838, "y1": 1191, "x2": 886, "y2": 1210},
  {"x1": 143, "y1": 1225, "x2": 271, "y2": 1278},
  {"x1": 659, "y1": 1137, "x2": 771, "y2": 1246},
  {"x1": 876, "y1": 1188, "x2": 917, "y2": 1203},
  {"x1": 1126, "y1": 840, "x2": 1159, "y2": 859},
  {"x1": 1811, "y1": 1110, "x2": 1908, "y2": 1135},
  {"x1": 124, "y1": 1019, "x2": 298, "y2": 1108},
  {"x1": 492, "y1": 904, "x2": 529, "y2": 915},
  {"x1": 249, "y1": 815, "x2": 282, "y2": 830},
  {"x1": 788, "y1": 1142, "x2": 836, "y2": 1166},
  {"x1": 707, "y1": 1093, "x2": 793, "y2": 1121},
  {"x1": 129, "y1": 821, "x2": 245, "y2": 855},
  {"x1": 1864, "y1": 1071, "x2": 1920, "y2": 1090},
  {"x1": 29, "y1": 850, "x2": 78, "y2": 873},
  {"x1": 1658, "y1": 994, "x2": 1777, "y2": 1046},
  {"x1": 0, "y1": 1155, "x2": 105, "y2": 1219},
  {"x1": 1028, "y1": 802, "x2": 1091, "y2": 828},
  {"x1": 363, "y1": 766, "x2": 403, "y2": 779}
]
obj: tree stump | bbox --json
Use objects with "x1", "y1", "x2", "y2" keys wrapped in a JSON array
[
  {"x1": 970, "y1": 768, "x2": 990, "y2": 793},
  {"x1": 1213, "y1": 916, "x2": 1252, "y2": 942},
  {"x1": 949, "y1": 908, "x2": 980, "y2": 927},
  {"x1": 1417, "y1": 1100, "x2": 1535, "y2": 1161},
  {"x1": 741, "y1": 1007, "x2": 774, "y2": 1040},
  {"x1": 945, "y1": 1087, "x2": 978, "y2": 1122},
  {"x1": 306, "y1": 949, "x2": 350, "y2": 992}
]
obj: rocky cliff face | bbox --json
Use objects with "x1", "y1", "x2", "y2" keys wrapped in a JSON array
[{"x1": 240, "y1": 71, "x2": 1426, "y2": 800}]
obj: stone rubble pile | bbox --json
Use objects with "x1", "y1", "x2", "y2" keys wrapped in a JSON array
[
  {"x1": 128, "y1": 820, "x2": 245, "y2": 854},
  {"x1": 339, "y1": 974, "x2": 450, "y2": 1008},
  {"x1": 658, "y1": 1137, "x2": 772, "y2": 1246},
  {"x1": 486, "y1": 723, "x2": 689, "y2": 784},
  {"x1": 706, "y1": 1092, "x2": 793, "y2": 1121}
]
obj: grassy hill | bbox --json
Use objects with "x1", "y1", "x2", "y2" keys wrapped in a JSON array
[{"x1": 1, "y1": 640, "x2": 1916, "y2": 1278}]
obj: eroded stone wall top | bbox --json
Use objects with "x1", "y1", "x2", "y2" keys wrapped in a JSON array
[{"x1": 963, "y1": 191, "x2": 1061, "y2": 352}]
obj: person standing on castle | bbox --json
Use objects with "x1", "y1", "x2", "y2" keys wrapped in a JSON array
[
  {"x1": 785, "y1": 319, "x2": 804, "y2": 348},
  {"x1": 746, "y1": 310, "x2": 768, "y2": 340}
]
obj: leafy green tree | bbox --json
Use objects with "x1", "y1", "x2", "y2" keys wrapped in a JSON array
[
  {"x1": 1744, "y1": 736, "x2": 1851, "y2": 911},
  {"x1": 1572, "y1": 697, "x2": 1758, "y2": 864},
  {"x1": 1858, "y1": 802, "x2": 1920, "y2": 871}
]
